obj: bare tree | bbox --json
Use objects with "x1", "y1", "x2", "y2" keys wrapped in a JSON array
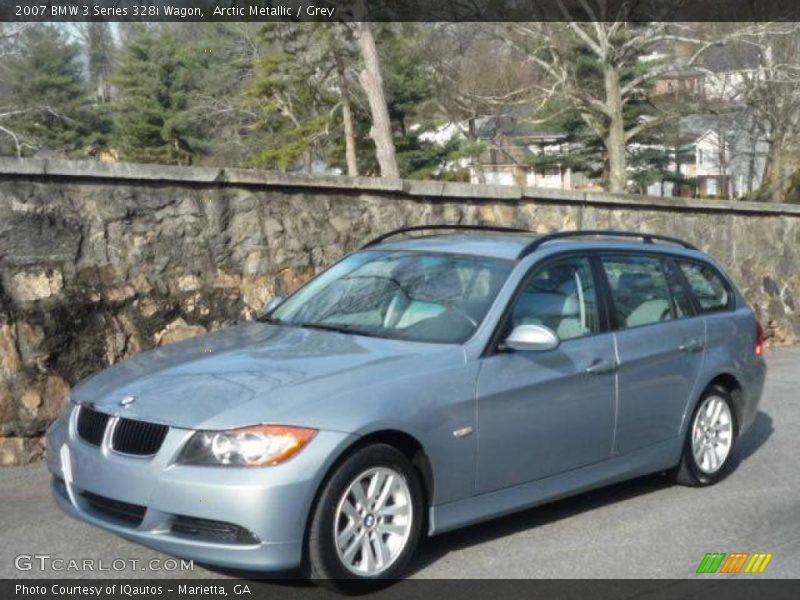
[
  {"x1": 504, "y1": 6, "x2": 772, "y2": 192},
  {"x1": 427, "y1": 23, "x2": 541, "y2": 183},
  {"x1": 78, "y1": 23, "x2": 115, "y2": 104},
  {"x1": 333, "y1": 45, "x2": 359, "y2": 177},
  {"x1": 0, "y1": 23, "x2": 33, "y2": 155},
  {"x1": 734, "y1": 24, "x2": 800, "y2": 202}
]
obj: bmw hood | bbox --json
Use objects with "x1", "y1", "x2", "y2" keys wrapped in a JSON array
[{"x1": 69, "y1": 322, "x2": 461, "y2": 431}]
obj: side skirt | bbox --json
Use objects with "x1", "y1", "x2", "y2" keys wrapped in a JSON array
[{"x1": 428, "y1": 437, "x2": 682, "y2": 535}]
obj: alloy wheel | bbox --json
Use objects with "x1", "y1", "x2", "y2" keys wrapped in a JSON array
[
  {"x1": 691, "y1": 395, "x2": 734, "y2": 474},
  {"x1": 333, "y1": 467, "x2": 413, "y2": 576}
]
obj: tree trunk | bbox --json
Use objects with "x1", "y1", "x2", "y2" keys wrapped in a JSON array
[
  {"x1": 762, "y1": 128, "x2": 788, "y2": 202},
  {"x1": 603, "y1": 66, "x2": 627, "y2": 193},
  {"x1": 85, "y1": 23, "x2": 113, "y2": 104},
  {"x1": 468, "y1": 117, "x2": 486, "y2": 184},
  {"x1": 745, "y1": 120, "x2": 758, "y2": 197},
  {"x1": 353, "y1": 22, "x2": 400, "y2": 179},
  {"x1": 333, "y1": 50, "x2": 359, "y2": 177}
]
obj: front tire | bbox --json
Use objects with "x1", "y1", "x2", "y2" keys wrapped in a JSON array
[
  {"x1": 307, "y1": 444, "x2": 423, "y2": 589},
  {"x1": 674, "y1": 385, "x2": 738, "y2": 486}
]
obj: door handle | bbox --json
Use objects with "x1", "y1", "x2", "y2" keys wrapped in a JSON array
[
  {"x1": 586, "y1": 358, "x2": 618, "y2": 375},
  {"x1": 679, "y1": 338, "x2": 705, "y2": 353}
]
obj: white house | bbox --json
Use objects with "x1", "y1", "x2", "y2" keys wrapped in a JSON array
[
  {"x1": 419, "y1": 111, "x2": 588, "y2": 191},
  {"x1": 637, "y1": 114, "x2": 768, "y2": 199}
]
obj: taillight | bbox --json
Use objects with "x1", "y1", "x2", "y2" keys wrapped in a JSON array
[{"x1": 755, "y1": 320, "x2": 764, "y2": 357}]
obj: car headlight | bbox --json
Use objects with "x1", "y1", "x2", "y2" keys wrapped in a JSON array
[{"x1": 177, "y1": 425, "x2": 317, "y2": 467}]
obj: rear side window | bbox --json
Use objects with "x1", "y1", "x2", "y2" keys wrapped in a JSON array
[
  {"x1": 511, "y1": 257, "x2": 600, "y2": 341},
  {"x1": 602, "y1": 256, "x2": 674, "y2": 329},
  {"x1": 678, "y1": 261, "x2": 732, "y2": 312},
  {"x1": 663, "y1": 260, "x2": 695, "y2": 318}
]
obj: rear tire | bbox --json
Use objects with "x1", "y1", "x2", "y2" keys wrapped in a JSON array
[
  {"x1": 307, "y1": 444, "x2": 423, "y2": 591},
  {"x1": 673, "y1": 385, "x2": 738, "y2": 486}
]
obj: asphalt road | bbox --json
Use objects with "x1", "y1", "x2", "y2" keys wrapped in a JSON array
[{"x1": 1, "y1": 347, "x2": 798, "y2": 580}]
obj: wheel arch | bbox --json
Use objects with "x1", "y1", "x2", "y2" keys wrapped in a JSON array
[
  {"x1": 349, "y1": 429, "x2": 435, "y2": 508},
  {"x1": 301, "y1": 428, "x2": 435, "y2": 565},
  {"x1": 694, "y1": 372, "x2": 744, "y2": 431}
]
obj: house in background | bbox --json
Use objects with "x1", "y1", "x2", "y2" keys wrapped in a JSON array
[
  {"x1": 419, "y1": 109, "x2": 587, "y2": 190},
  {"x1": 473, "y1": 116, "x2": 585, "y2": 189},
  {"x1": 421, "y1": 73, "x2": 767, "y2": 199},
  {"x1": 652, "y1": 67, "x2": 749, "y2": 103},
  {"x1": 648, "y1": 43, "x2": 754, "y2": 104},
  {"x1": 476, "y1": 109, "x2": 598, "y2": 189},
  {"x1": 653, "y1": 68, "x2": 707, "y2": 99},
  {"x1": 634, "y1": 113, "x2": 768, "y2": 199}
]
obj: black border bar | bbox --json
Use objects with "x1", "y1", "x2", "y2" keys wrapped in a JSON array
[
  {"x1": 4, "y1": 1, "x2": 800, "y2": 23},
  {"x1": 4, "y1": 579, "x2": 800, "y2": 600}
]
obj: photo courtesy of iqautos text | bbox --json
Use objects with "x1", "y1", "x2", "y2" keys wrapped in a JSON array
[{"x1": 0, "y1": 1, "x2": 798, "y2": 599}]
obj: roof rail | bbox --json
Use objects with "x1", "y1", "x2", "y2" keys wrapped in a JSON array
[
  {"x1": 517, "y1": 229, "x2": 697, "y2": 259},
  {"x1": 361, "y1": 224, "x2": 531, "y2": 248}
]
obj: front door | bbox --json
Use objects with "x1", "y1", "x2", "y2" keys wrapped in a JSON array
[{"x1": 476, "y1": 256, "x2": 617, "y2": 494}]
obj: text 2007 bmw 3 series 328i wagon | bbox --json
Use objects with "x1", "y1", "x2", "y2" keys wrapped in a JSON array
[{"x1": 47, "y1": 226, "x2": 766, "y2": 587}]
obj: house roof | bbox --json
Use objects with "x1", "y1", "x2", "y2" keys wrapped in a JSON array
[
  {"x1": 679, "y1": 112, "x2": 751, "y2": 138},
  {"x1": 697, "y1": 43, "x2": 760, "y2": 72}
]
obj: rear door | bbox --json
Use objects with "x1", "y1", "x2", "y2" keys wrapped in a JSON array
[
  {"x1": 601, "y1": 254, "x2": 706, "y2": 455},
  {"x1": 475, "y1": 255, "x2": 617, "y2": 493},
  {"x1": 676, "y1": 258, "x2": 739, "y2": 358}
]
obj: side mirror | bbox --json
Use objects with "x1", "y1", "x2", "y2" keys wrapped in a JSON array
[
  {"x1": 502, "y1": 324, "x2": 560, "y2": 352},
  {"x1": 262, "y1": 296, "x2": 284, "y2": 316}
]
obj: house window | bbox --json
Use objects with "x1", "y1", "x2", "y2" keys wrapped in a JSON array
[{"x1": 707, "y1": 178, "x2": 719, "y2": 195}]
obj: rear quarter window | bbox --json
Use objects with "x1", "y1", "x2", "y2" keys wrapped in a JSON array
[{"x1": 678, "y1": 261, "x2": 732, "y2": 312}]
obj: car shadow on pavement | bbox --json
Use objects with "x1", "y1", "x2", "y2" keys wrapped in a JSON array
[
  {"x1": 407, "y1": 472, "x2": 674, "y2": 577},
  {"x1": 732, "y1": 410, "x2": 773, "y2": 464},
  {"x1": 205, "y1": 412, "x2": 772, "y2": 584}
]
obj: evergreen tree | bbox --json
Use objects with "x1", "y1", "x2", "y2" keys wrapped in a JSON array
[
  {"x1": 245, "y1": 47, "x2": 333, "y2": 172},
  {"x1": 0, "y1": 24, "x2": 104, "y2": 157},
  {"x1": 246, "y1": 24, "x2": 364, "y2": 174},
  {"x1": 378, "y1": 24, "x2": 463, "y2": 180},
  {"x1": 112, "y1": 25, "x2": 209, "y2": 165},
  {"x1": 179, "y1": 23, "x2": 274, "y2": 168},
  {"x1": 378, "y1": 24, "x2": 436, "y2": 136},
  {"x1": 395, "y1": 131, "x2": 463, "y2": 180}
]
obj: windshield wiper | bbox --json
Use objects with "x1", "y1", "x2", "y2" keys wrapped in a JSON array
[
  {"x1": 296, "y1": 322, "x2": 382, "y2": 338},
  {"x1": 257, "y1": 314, "x2": 284, "y2": 325}
]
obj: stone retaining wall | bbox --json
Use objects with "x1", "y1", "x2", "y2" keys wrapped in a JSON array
[{"x1": 1, "y1": 158, "x2": 797, "y2": 465}]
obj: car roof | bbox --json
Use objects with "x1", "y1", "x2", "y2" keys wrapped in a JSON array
[
  {"x1": 372, "y1": 232, "x2": 708, "y2": 262},
  {"x1": 375, "y1": 233, "x2": 536, "y2": 260}
]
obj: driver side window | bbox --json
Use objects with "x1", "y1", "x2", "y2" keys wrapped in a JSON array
[{"x1": 511, "y1": 257, "x2": 600, "y2": 341}]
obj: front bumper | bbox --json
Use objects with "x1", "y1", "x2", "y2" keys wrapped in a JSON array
[{"x1": 46, "y1": 408, "x2": 355, "y2": 572}]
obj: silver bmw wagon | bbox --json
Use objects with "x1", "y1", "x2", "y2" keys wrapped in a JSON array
[{"x1": 47, "y1": 226, "x2": 766, "y2": 585}]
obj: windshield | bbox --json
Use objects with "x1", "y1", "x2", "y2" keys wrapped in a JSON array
[{"x1": 268, "y1": 251, "x2": 513, "y2": 344}]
